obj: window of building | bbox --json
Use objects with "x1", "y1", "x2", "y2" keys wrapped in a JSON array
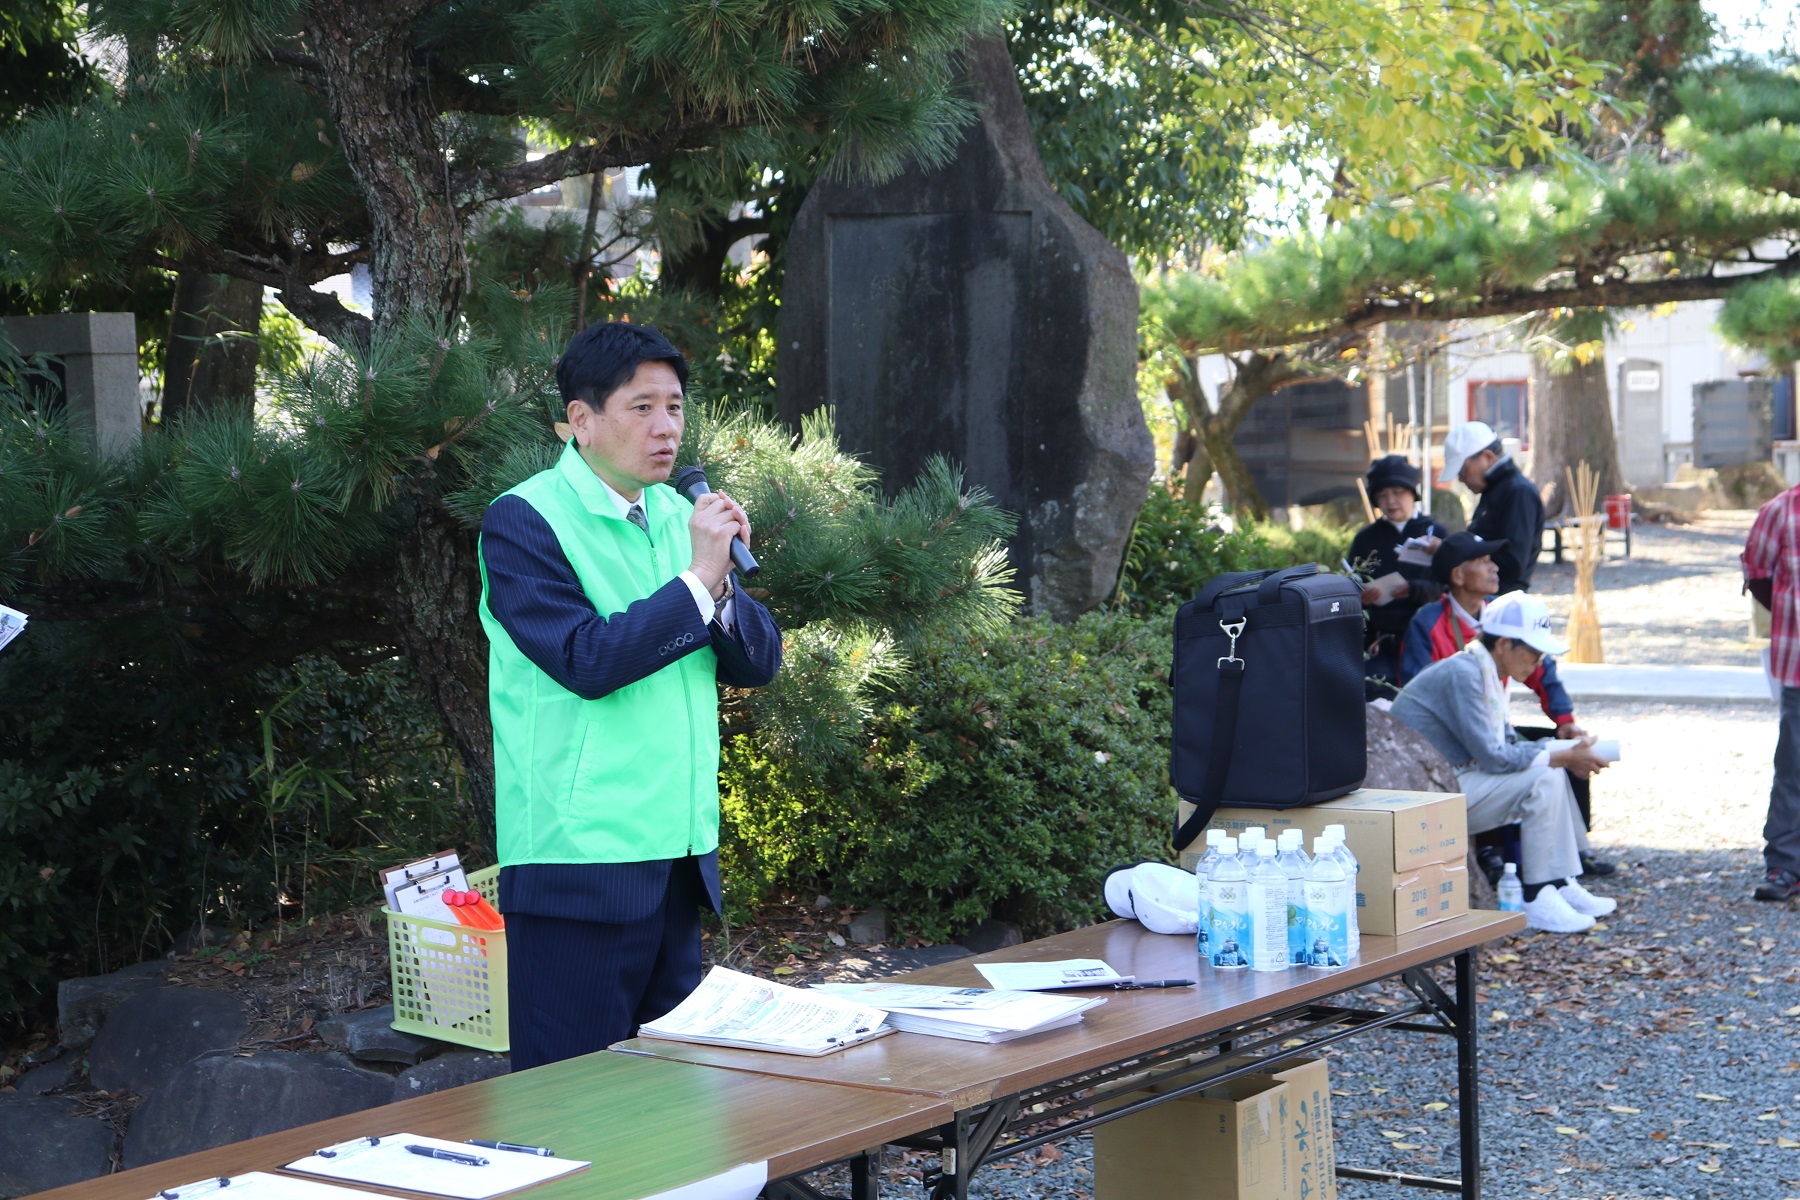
[{"x1": 1469, "y1": 380, "x2": 1529, "y2": 445}]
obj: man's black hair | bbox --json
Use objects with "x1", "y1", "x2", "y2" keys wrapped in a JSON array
[
  {"x1": 1484, "y1": 438, "x2": 1505, "y2": 457},
  {"x1": 1479, "y1": 632, "x2": 1505, "y2": 654},
  {"x1": 556, "y1": 321, "x2": 689, "y2": 412}
]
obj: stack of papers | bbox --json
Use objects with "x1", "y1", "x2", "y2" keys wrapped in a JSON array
[
  {"x1": 637, "y1": 967, "x2": 894, "y2": 1056},
  {"x1": 811, "y1": 983, "x2": 1104, "y2": 1043},
  {"x1": 382, "y1": 853, "x2": 470, "y2": 922},
  {"x1": 0, "y1": 605, "x2": 25, "y2": 655},
  {"x1": 287, "y1": 1134, "x2": 587, "y2": 1200},
  {"x1": 974, "y1": 959, "x2": 1133, "y2": 991},
  {"x1": 1397, "y1": 537, "x2": 1438, "y2": 567},
  {"x1": 144, "y1": 1174, "x2": 377, "y2": 1200}
]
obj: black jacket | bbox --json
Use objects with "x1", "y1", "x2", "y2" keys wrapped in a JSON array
[
  {"x1": 1348, "y1": 513, "x2": 1449, "y2": 638},
  {"x1": 1468, "y1": 457, "x2": 1544, "y2": 594}
]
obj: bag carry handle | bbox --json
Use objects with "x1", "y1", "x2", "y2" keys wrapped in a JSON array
[
  {"x1": 1171, "y1": 615, "x2": 1248, "y2": 852},
  {"x1": 1191, "y1": 570, "x2": 1270, "y2": 613},
  {"x1": 1255, "y1": 562, "x2": 1318, "y2": 606}
]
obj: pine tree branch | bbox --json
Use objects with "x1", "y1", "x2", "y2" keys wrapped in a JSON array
[
  {"x1": 1221, "y1": 255, "x2": 1800, "y2": 355},
  {"x1": 266, "y1": 47, "x2": 324, "y2": 74},
  {"x1": 275, "y1": 284, "x2": 374, "y2": 348},
  {"x1": 453, "y1": 127, "x2": 710, "y2": 208}
]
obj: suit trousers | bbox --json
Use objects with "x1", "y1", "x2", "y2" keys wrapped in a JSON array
[{"x1": 505, "y1": 856, "x2": 705, "y2": 1072}]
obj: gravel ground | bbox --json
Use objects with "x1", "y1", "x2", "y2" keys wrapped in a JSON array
[{"x1": 897, "y1": 516, "x2": 1800, "y2": 1200}]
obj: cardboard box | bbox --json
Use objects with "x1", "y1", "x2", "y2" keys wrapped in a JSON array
[
  {"x1": 1177, "y1": 789, "x2": 1470, "y2": 937},
  {"x1": 1419, "y1": 859, "x2": 1469, "y2": 924},
  {"x1": 1095, "y1": 1074, "x2": 1293, "y2": 1200},
  {"x1": 1262, "y1": 1058, "x2": 1337, "y2": 1200},
  {"x1": 1177, "y1": 789, "x2": 1462, "y2": 876}
]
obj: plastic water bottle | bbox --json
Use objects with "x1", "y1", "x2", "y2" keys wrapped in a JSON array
[
  {"x1": 1277, "y1": 830, "x2": 1312, "y2": 964},
  {"x1": 1247, "y1": 842, "x2": 1290, "y2": 972},
  {"x1": 1195, "y1": 829, "x2": 1227, "y2": 960},
  {"x1": 1207, "y1": 837, "x2": 1251, "y2": 970},
  {"x1": 1303, "y1": 836, "x2": 1351, "y2": 969},
  {"x1": 1241, "y1": 826, "x2": 1267, "y2": 854},
  {"x1": 1497, "y1": 862, "x2": 1525, "y2": 912},
  {"x1": 1323, "y1": 826, "x2": 1361, "y2": 959}
]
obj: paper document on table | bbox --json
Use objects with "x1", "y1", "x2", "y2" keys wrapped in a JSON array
[
  {"x1": 1397, "y1": 537, "x2": 1438, "y2": 567},
  {"x1": 974, "y1": 959, "x2": 1131, "y2": 991},
  {"x1": 628, "y1": 1160, "x2": 768, "y2": 1200},
  {"x1": 0, "y1": 605, "x2": 25, "y2": 655},
  {"x1": 144, "y1": 1173, "x2": 381, "y2": 1200},
  {"x1": 637, "y1": 966, "x2": 893, "y2": 1056},
  {"x1": 812, "y1": 983, "x2": 1104, "y2": 1042},
  {"x1": 1364, "y1": 571, "x2": 1407, "y2": 605},
  {"x1": 287, "y1": 1133, "x2": 587, "y2": 1199}
]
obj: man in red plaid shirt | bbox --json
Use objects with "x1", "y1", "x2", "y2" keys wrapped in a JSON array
[{"x1": 1744, "y1": 485, "x2": 1800, "y2": 902}]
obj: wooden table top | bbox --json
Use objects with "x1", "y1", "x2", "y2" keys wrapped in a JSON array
[
  {"x1": 32, "y1": 1051, "x2": 950, "y2": 1200},
  {"x1": 616, "y1": 910, "x2": 1525, "y2": 1110}
]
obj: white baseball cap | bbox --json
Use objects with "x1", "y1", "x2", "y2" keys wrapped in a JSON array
[
  {"x1": 1479, "y1": 591, "x2": 1569, "y2": 656},
  {"x1": 1437, "y1": 420, "x2": 1499, "y2": 483}
]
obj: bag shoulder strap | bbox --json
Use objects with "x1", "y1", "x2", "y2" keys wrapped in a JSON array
[{"x1": 1171, "y1": 615, "x2": 1249, "y2": 852}]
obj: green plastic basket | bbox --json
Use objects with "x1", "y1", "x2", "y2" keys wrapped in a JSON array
[{"x1": 385, "y1": 864, "x2": 509, "y2": 1052}]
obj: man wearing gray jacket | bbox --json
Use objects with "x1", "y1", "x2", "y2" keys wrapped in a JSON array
[{"x1": 1390, "y1": 592, "x2": 1617, "y2": 933}]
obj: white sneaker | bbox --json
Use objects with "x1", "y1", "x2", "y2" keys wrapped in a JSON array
[
  {"x1": 1559, "y1": 879, "x2": 1617, "y2": 917},
  {"x1": 1522, "y1": 885, "x2": 1597, "y2": 933}
]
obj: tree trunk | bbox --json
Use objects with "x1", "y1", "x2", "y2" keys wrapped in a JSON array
[
  {"x1": 306, "y1": 3, "x2": 464, "y2": 338},
  {"x1": 161, "y1": 272, "x2": 263, "y2": 419},
  {"x1": 388, "y1": 497, "x2": 496, "y2": 857},
  {"x1": 1529, "y1": 352, "x2": 1626, "y2": 517},
  {"x1": 1165, "y1": 352, "x2": 1299, "y2": 520}
]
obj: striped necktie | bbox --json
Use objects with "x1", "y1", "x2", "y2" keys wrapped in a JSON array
[{"x1": 626, "y1": 503, "x2": 649, "y2": 536}]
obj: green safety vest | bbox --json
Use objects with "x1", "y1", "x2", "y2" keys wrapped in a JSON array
[{"x1": 478, "y1": 443, "x2": 719, "y2": 867}]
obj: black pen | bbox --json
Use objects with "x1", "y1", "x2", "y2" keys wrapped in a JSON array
[
  {"x1": 405, "y1": 1144, "x2": 489, "y2": 1166},
  {"x1": 1111, "y1": 979, "x2": 1195, "y2": 990},
  {"x1": 467, "y1": 1139, "x2": 555, "y2": 1157}
]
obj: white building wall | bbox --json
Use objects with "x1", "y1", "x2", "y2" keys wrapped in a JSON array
[{"x1": 1445, "y1": 300, "x2": 1771, "y2": 482}]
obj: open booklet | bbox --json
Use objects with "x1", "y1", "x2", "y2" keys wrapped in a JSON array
[
  {"x1": 810, "y1": 982, "x2": 1104, "y2": 1043},
  {"x1": 974, "y1": 959, "x2": 1132, "y2": 991},
  {"x1": 636, "y1": 966, "x2": 893, "y2": 1056}
]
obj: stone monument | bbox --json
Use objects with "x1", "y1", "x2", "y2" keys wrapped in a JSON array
[
  {"x1": 0, "y1": 312, "x2": 141, "y2": 456},
  {"x1": 778, "y1": 37, "x2": 1152, "y2": 620}
]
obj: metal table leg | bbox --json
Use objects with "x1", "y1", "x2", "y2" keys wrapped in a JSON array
[{"x1": 1455, "y1": 948, "x2": 1482, "y2": 1200}]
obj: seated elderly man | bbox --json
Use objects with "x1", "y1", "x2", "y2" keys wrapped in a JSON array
[{"x1": 1390, "y1": 592, "x2": 1616, "y2": 933}]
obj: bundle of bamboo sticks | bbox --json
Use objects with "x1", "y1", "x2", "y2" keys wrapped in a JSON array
[{"x1": 1564, "y1": 462, "x2": 1604, "y2": 664}]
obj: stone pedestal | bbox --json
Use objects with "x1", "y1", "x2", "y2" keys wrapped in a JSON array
[
  {"x1": 0, "y1": 312, "x2": 141, "y2": 456},
  {"x1": 778, "y1": 37, "x2": 1152, "y2": 619}
]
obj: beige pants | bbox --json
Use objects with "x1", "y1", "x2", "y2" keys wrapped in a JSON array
[{"x1": 1456, "y1": 762, "x2": 1590, "y2": 884}]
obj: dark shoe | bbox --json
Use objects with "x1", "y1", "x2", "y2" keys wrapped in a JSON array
[
  {"x1": 1754, "y1": 868, "x2": 1800, "y2": 902},
  {"x1": 1476, "y1": 845, "x2": 1506, "y2": 888},
  {"x1": 1578, "y1": 852, "x2": 1617, "y2": 878}
]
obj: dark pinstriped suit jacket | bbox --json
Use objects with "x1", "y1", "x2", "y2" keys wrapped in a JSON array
[{"x1": 481, "y1": 493, "x2": 782, "y2": 925}]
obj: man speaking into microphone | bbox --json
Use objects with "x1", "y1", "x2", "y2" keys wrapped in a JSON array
[{"x1": 478, "y1": 320, "x2": 782, "y2": 1070}]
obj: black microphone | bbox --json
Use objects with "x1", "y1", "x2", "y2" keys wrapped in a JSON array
[{"x1": 672, "y1": 465, "x2": 760, "y2": 578}]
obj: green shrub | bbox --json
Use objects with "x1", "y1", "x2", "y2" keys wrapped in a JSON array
[
  {"x1": 1115, "y1": 487, "x2": 1357, "y2": 616},
  {"x1": 0, "y1": 624, "x2": 470, "y2": 1021},
  {"x1": 720, "y1": 609, "x2": 1176, "y2": 941}
]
